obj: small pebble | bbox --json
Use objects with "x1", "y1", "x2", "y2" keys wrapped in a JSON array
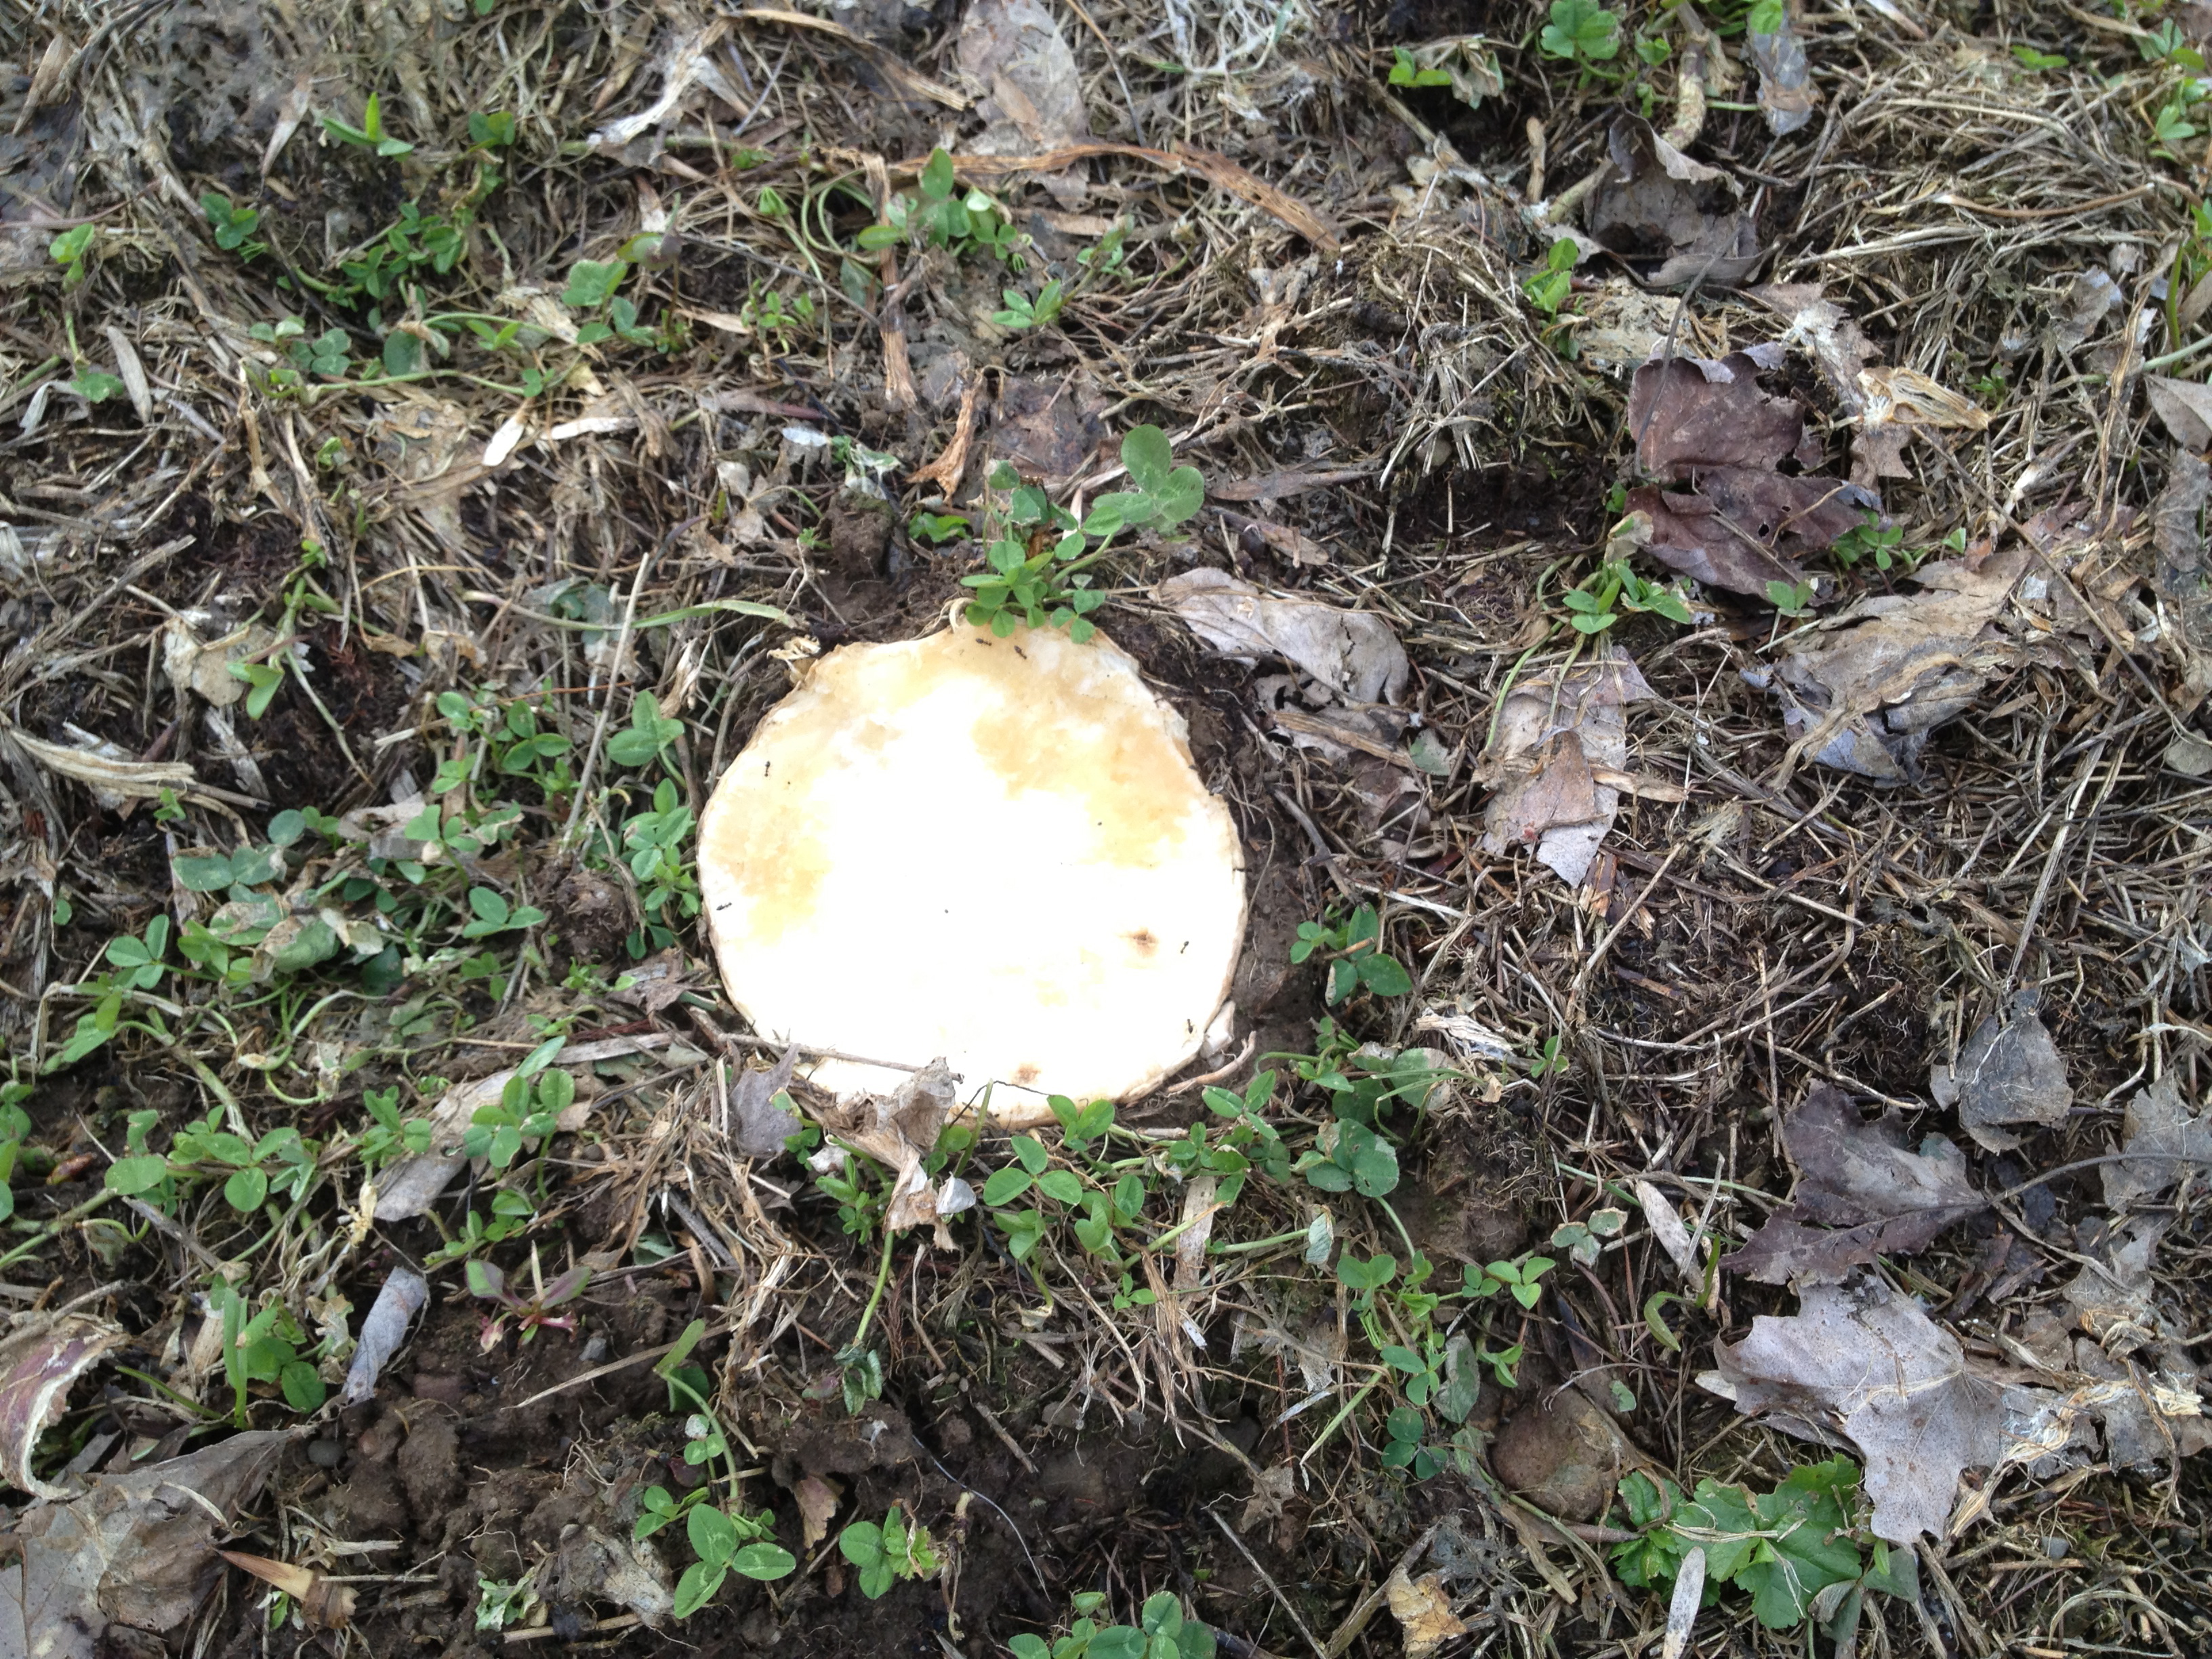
[
  {"x1": 581, "y1": 1332, "x2": 609, "y2": 1364},
  {"x1": 308, "y1": 1438, "x2": 343, "y2": 1469},
  {"x1": 2043, "y1": 1536, "x2": 2068, "y2": 1559}
]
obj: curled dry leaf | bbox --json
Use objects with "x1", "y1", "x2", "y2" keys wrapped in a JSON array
[
  {"x1": 1158, "y1": 568, "x2": 1410, "y2": 705},
  {"x1": 341, "y1": 1266, "x2": 429, "y2": 1407},
  {"x1": 1476, "y1": 648, "x2": 1653, "y2": 886},
  {"x1": 1625, "y1": 344, "x2": 1876, "y2": 597},
  {"x1": 1742, "y1": 544, "x2": 2028, "y2": 783},
  {"x1": 540, "y1": 1523, "x2": 673, "y2": 1627},
  {"x1": 1748, "y1": 283, "x2": 1910, "y2": 488},
  {"x1": 0, "y1": 1315, "x2": 126, "y2": 1500},
  {"x1": 728, "y1": 1044, "x2": 802, "y2": 1158},
  {"x1": 216, "y1": 1552, "x2": 356, "y2": 1628},
  {"x1": 161, "y1": 617, "x2": 276, "y2": 709},
  {"x1": 1747, "y1": 12, "x2": 1815, "y2": 135},
  {"x1": 2102, "y1": 1073, "x2": 2212, "y2": 1210},
  {"x1": 811, "y1": 1061, "x2": 961, "y2": 1237},
  {"x1": 1384, "y1": 1565, "x2": 1467, "y2": 1659},
  {"x1": 1586, "y1": 115, "x2": 1762, "y2": 289},
  {"x1": 794, "y1": 1474, "x2": 842, "y2": 1549},
  {"x1": 2, "y1": 1429, "x2": 291, "y2": 1659},
  {"x1": 1723, "y1": 1085, "x2": 1984, "y2": 1285},
  {"x1": 1930, "y1": 1002, "x2": 2072, "y2": 1152}
]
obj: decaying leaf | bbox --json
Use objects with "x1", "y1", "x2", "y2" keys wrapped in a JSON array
[
  {"x1": 810, "y1": 1061, "x2": 962, "y2": 1237},
  {"x1": 991, "y1": 374, "x2": 1107, "y2": 481},
  {"x1": 1930, "y1": 1002, "x2": 2072, "y2": 1152},
  {"x1": 1625, "y1": 344, "x2": 1875, "y2": 596},
  {"x1": 2102, "y1": 1073, "x2": 2212, "y2": 1210},
  {"x1": 541, "y1": 1523, "x2": 674, "y2": 1626},
  {"x1": 795, "y1": 1474, "x2": 842, "y2": 1549},
  {"x1": 1742, "y1": 544, "x2": 2028, "y2": 783},
  {"x1": 1725, "y1": 1085, "x2": 1985, "y2": 1284},
  {"x1": 1748, "y1": 12, "x2": 1815, "y2": 135},
  {"x1": 1477, "y1": 648, "x2": 1653, "y2": 886},
  {"x1": 340, "y1": 1267, "x2": 429, "y2": 1406},
  {"x1": 216, "y1": 1553, "x2": 356, "y2": 1628},
  {"x1": 1748, "y1": 283, "x2": 1911, "y2": 488},
  {"x1": 1385, "y1": 1565, "x2": 1467, "y2": 1659},
  {"x1": 1704, "y1": 1276, "x2": 2060, "y2": 1542},
  {"x1": 728, "y1": 1045, "x2": 803, "y2": 1158},
  {"x1": 957, "y1": 0, "x2": 1090, "y2": 204},
  {"x1": 161, "y1": 617, "x2": 279, "y2": 709},
  {"x1": 2063, "y1": 1218, "x2": 2163, "y2": 1342},
  {"x1": 0, "y1": 1315, "x2": 126, "y2": 1500},
  {"x1": 1628, "y1": 346, "x2": 1804, "y2": 478},
  {"x1": 1587, "y1": 115, "x2": 1762, "y2": 289},
  {"x1": 1158, "y1": 568, "x2": 1410, "y2": 704},
  {"x1": 1, "y1": 1430, "x2": 291, "y2": 1659},
  {"x1": 2148, "y1": 374, "x2": 2212, "y2": 451},
  {"x1": 1240, "y1": 1462, "x2": 1298, "y2": 1532}
]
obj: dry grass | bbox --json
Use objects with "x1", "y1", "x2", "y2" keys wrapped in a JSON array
[{"x1": 2, "y1": 0, "x2": 2211, "y2": 1656}]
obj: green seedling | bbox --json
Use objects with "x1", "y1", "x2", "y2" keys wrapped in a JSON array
[
  {"x1": 49, "y1": 224, "x2": 96, "y2": 287},
  {"x1": 200, "y1": 192, "x2": 264, "y2": 256},
  {"x1": 670, "y1": 1502, "x2": 794, "y2": 1615},
  {"x1": 1013, "y1": 1592, "x2": 1215, "y2": 1659},
  {"x1": 468, "y1": 109, "x2": 517, "y2": 147},
  {"x1": 207, "y1": 1278, "x2": 326, "y2": 1420},
  {"x1": 1466, "y1": 1254, "x2": 1554, "y2": 1310},
  {"x1": 861, "y1": 148, "x2": 1021, "y2": 264},
  {"x1": 1299, "y1": 1118, "x2": 1399, "y2": 1199},
  {"x1": 992, "y1": 278, "x2": 1067, "y2": 331},
  {"x1": 1541, "y1": 0, "x2": 1620, "y2": 66},
  {"x1": 1550, "y1": 1206, "x2": 1626, "y2": 1267},
  {"x1": 1388, "y1": 47, "x2": 1452, "y2": 87},
  {"x1": 1528, "y1": 1033, "x2": 1565, "y2": 1079},
  {"x1": 2011, "y1": 44, "x2": 2066, "y2": 70},
  {"x1": 907, "y1": 510, "x2": 971, "y2": 546},
  {"x1": 1765, "y1": 578, "x2": 1816, "y2": 616},
  {"x1": 1562, "y1": 559, "x2": 1694, "y2": 633},
  {"x1": 961, "y1": 425, "x2": 1202, "y2": 641},
  {"x1": 1614, "y1": 1458, "x2": 1919, "y2": 1640},
  {"x1": 1746, "y1": 0, "x2": 1784, "y2": 33},
  {"x1": 461, "y1": 886, "x2": 546, "y2": 939},
  {"x1": 1275, "y1": 1019, "x2": 1448, "y2": 1128},
  {"x1": 474, "y1": 1578, "x2": 533, "y2": 1632},
  {"x1": 1290, "y1": 903, "x2": 1412, "y2": 1004},
  {"x1": 228, "y1": 659, "x2": 285, "y2": 716},
  {"x1": 620, "y1": 779, "x2": 700, "y2": 956},
  {"x1": 323, "y1": 92, "x2": 413, "y2": 155},
  {"x1": 838, "y1": 1504, "x2": 940, "y2": 1599},
  {"x1": 463, "y1": 1044, "x2": 572, "y2": 1168},
  {"x1": 1522, "y1": 238, "x2": 1578, "y2": 316},
  {"x1": 251, "y1": 317, "x2": 352, "y2": 384},
  {"x1": 358, "y1": 1086, "x2": 432, "y2": 1170},
  {"x1": 2140, "y1": 19, "x2": 2206, "y2": 69},
  {"x1": 465, "y1": 1256, "x2": 589, "y2": 1349},
  {"x1": 567, "y1": 256, "x2": 656, "y2": 347}
]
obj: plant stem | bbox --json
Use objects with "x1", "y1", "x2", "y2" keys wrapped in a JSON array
[
  {"x1": 0, "y1": 1187, "x2": 117, "y2": 1271},
  {"x1": 1298, "y1": 1374, "x2": 1382, "y2": 1470},
  {"x1": 850, "y1": 1224, "x2": 897, "y2": 1350}
]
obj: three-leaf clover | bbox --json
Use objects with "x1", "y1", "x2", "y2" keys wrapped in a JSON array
[
  {"x1": 607, "y1": 691, "x2": 683, "y2": 767},
  {"x1": 1540, "y1": 0, "x2": 1620, "y2": 64},
  {"x1": 673, "y1": 1504, "x2": 795, "y2": 1617}
]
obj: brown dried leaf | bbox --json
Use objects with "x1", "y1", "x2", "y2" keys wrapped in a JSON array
[
  {"x1": 1931, "y1": 1005, "x2": 2072, "y2": 1152},
  {"x1": 1, "y1": 1430, "x2": 291, "y2": 1659},
  {"x1": 1158, "y1": 569, "x2": 1410, "y2": 704},
  {"x1": 1477, "y1": 649, "x2": 1653, "y2": 886},
  {"x1": 728, "y1": 1045, "x2": 802, "y2": 1158},
  {"x1": 1723, "y1": 1085, "x2": 1984, "y2": 1284},
  {"x1": 990, "y1": 375, "x2": 1105, "y2": 482},
  {"x1": 1626, "y1": 487, "x2": 1805, "y2": 597},
  {"x1": 1749, "y1": 544, "x2": 2028, "y2": 782},
  {"x1": 1627, "y1": 347, "x2": 1803, "y2": 478},
  {"x1": 1385, "y1": 1567, "x2": 1467, "y2": 1659},
  {"x1": 795, "y1": 1475, "x2": 842, "y2": 1549},
  {"x1": 2148, "y1": 375, "x2": 2212, "y2": 450},
  {"x1": 0, "y1": 1316, "x2": 125, "y2": 1500},
  {"x1": 1705, "y1": 1277, "x2": 2056, "y2": 1542},
  {"x1": 1587, "y1": 115, "x2": 1762, "y2": 289},
  {"x1": 2103, "y1": 1073, "x2": 2212, "y2": 1210},
  {"x1": 216, "y1": 1553, "x2": 356, "y2": 1629},
  {"x1": 810, "y1": 1061, "x2": 960, "y2": 1235},
  {"x1": 957, "y1": 0, "x2": 1088, "y2": 203}
]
